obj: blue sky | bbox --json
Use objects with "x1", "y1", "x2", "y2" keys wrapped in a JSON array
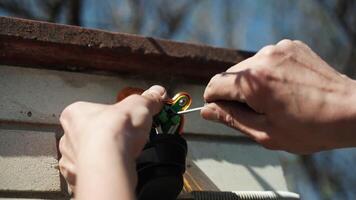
[
  {"x1": 0, "y1": 0, "x2": 350, "y2": 69},
  {"x1": 79, "y1": 0, "x2": 279, "y2": 51}
]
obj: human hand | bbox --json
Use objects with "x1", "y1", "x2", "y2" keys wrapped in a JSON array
[
  {"x1": 202, "y1": 39, "x2": 356, "y2": 154},
  {"x1": 58, "y1": 85, "x2": 165, "y2": 195}
]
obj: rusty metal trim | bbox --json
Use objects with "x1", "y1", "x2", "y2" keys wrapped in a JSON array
[{"x1": 0, "y1": 16, "x2": 254, "y2": 83}]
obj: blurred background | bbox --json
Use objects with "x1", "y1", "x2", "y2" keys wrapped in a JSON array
[{"x1": 0, "y1": 0, "x2": 355, "y2": 199}]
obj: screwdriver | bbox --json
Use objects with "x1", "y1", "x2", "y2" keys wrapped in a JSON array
[{"x1": 177, "y1": 106, "x2": 204, "y2": 115}]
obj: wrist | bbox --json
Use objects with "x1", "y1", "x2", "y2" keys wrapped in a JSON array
[
  {"x1": 337, "y1": 80, "x2": 356, "y2": 148},
  {"x1": 347, "y1": 79, "x2": 356, "y2": 121},
  {"x1": 76, "y1": 133, "x2": 136, "y2": 200}
]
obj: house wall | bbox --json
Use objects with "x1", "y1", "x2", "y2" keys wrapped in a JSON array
[
  {"x1": 0, "y1": 16, "x2": 297, "y2": 200},
  {"x1": 0, "y1": 65, "x2": 290, "y2": 199}
]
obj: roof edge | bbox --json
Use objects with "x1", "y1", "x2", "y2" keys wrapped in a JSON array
[{"x1": 0, "y1": 16, "x2": 254, "y2": 82}]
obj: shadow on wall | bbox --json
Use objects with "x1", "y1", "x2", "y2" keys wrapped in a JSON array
[
  {"x1": 187, "y1": 135, "x2": 280, "y2": 167},
  {"x1": 186, "y1": 135, "x2": 282, "y2": 191}
]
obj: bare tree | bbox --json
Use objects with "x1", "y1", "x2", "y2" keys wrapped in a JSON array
[
  {"x1": 0, "y1": 0, "x2": 82, "y2": 26},
  {"x1": 127, "y1": 0, "x2": 144, "y2": 33},
  {"x1": 154, "y1": 0, "x2": 197, "y2": 38},
  {"x1": 67, "y1": 0, "x2": 82, "y2": 26},
  {"x1": 106, "y1": 0, "x2": 198, "y2": 39},
  {"x1": 319, "y1": 0, "x2": 356, "y2": 77},
  {"x1": 0, "y1": 0, "x2": 43, "y2": 20}
]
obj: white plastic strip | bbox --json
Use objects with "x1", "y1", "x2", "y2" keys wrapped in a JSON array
[{"x1": 232, "y1": 191, "x2": 300, "y2": 200}]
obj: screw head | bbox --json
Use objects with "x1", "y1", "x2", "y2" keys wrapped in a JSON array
[{"x1": 178, "y1": 96, "x2": 188, "y2": 107}]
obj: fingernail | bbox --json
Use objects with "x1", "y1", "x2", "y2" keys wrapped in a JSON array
[
  {"x1": 147, "y1": 85, "x2": 166, "y2": 98},
  {"x1": 201, "y1": 105, "x2": 219, "y2": 121}
]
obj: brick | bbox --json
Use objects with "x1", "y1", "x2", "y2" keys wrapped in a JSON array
[
  {"x1": 187, "y1": 138, "x2": 288, "y2": 191},
  {"x1": 0, "y1": 129, "x2": 61, "y2": 192}
]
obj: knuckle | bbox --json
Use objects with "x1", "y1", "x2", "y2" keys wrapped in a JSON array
[
  {"x1": 58, "y1": 158, "x2": 76, "y2": 184},
  {"x1": 262, "y1": 142, "x2": 279, "y2": 150},
  {"x1": 142, "y1": 93, "x2": 161, "y2": 108},
  {"x1": 204, "y1": 74, "x2": 221, "y2": 98},
  {"x1": 143, "y1": 92, "x2": 157, "y2": 101},
  {"x1": 66, "y1": 101, "x2": 85, "y2": 110},
  {"x1": 126, "y1": 94, "x2": 144, "y2": 103},
  {"x1": 252, "y1": 67, "x2": 270, "y2": 79},
  {"x1": 226, "y1": 63, "x2": 239, "y2": 73},
  {"x1": 277, "y1": 39, "x2": 296, "y2": 53},
  {"x1": 133, "y1": 106, "x2": 151, "y2": 117},
  {"x1": 123, "y1": 94, "x2": 148, "y2": 107},
  {"x1": 60, "y1": 101, "x2": 85, "y2": 122},
  {"x1": 251, "y1": 67, "x2": 274, "y2": 86},
  {"x1": 258, "y1": 46, "x2": 287, "y2": 63},
  {"x1": 203, "y1": 90, "x2": 209, "y2": 101},
  {"x1": 133, "y1": 95, "x2": 153, "y2": 110},
  {"x1": 59, "y1": 109, "x2": 69, "y2": 124},
  {"x1": 254, "y1": 134, "x2": 268, "y2": 143},
  {"x1": 210, "y1": 73, "x2": 222, "y2": 84},
  {"x1": 254, "y1": 135, "x2": 279, "y2": 150},
  {"x1": 224, "y1": 113, "x2": 235, "y2": 128},
  {"x1": 277, "y1": 39, "x2": 293, "y2": 47},
  {"x1": 258, "y1": 45, "x2": 279, "y2": 57},
  {"x1": 222, "y1": 107, "x2": 240, "y2": 129},
  {"x1": 58, "y1": 136, "x2": 66, "y2": 154},
  {"x1": 58, "y1": 157, "x2": 64, "y2": 168},
  {"x1": 293, "y1": 40, "x2": 304, "y2": 46},
  {"x1": 203, "y1": 87, "x2": 212, "y2": 100},
  {"x1": 293, "y1": 40, "x2": 311, "y2": 51},
  {"x1": 117, "y1": 111, "x2": 131, "y2": 124},
  {"x1": 58, "y1": 158, "x2": 67, "y2": 173},
  {"x1": 59, "y1": 116, "x2": 65, "y2": 126}
]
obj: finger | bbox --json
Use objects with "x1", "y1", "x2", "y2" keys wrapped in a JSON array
[
  {"x1": 141, "y1": 85, "x2": 166, "y2": 114},
  {"x1": 293, "y1": 40, "x2": 311, "y2": 51},
  {"x1": 58, "y1": 136, "x2": 77, "y2": 181},
  {"x1": 117, "y1": 87, "x2": 145, "y2": 102},
  {"x1": 58, "y1": 135, "x2": 76, "y2": 164},
  {"x1": 255, "y1": 44, "x2": 276, "y2": 56},
  {"x1": 204, "y1": 52, "x2": 266, "y2": 104},
  {"x1": 204, "y1": 71, "x2": 249, "y2": 103},
  {"x1": 226, "y1": 55, "x2": 257, "y2": 73},
  {"x1": 58, "y1": 157, "x2": 77, "y2": 186},
  {"x1": 141, "y1": 85, "x2": 167, "y2": 99},
  {"x1": 201, "y1": 101, "x2": 269, "y2": 141},
  {"x1": 205, "y1": 43, "x2": 279, "y2": 104},
  {"x1": 276, "y1": 39, "x2": 295, "y2": 48}
]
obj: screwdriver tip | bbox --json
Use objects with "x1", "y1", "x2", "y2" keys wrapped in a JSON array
[{"x1": 177, "y1": 106, "x2": 204, "y2": 115}]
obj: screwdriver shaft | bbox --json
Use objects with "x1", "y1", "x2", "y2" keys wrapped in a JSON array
[{"x1": 177, "y1": 106, "x2": 204, "y2": 115}]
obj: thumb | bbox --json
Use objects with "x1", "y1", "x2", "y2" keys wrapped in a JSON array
[
  {"x1": 201, "y1": 101, "x2": 269, "y2": 141},
  {"x1": 141, "y1": 85, "x2": 167, "y2": 115}
]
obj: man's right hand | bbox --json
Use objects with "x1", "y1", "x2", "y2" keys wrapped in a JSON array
[{"x1": 201, "y1": 39, "x2": 356, "y2": 154}]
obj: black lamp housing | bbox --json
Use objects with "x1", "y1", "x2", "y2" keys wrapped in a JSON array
[{"x1": 135, "y1": 134, "x2": 188, "y2": 200}]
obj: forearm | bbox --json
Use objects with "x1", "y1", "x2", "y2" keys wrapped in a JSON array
[{"x1": 76, "y1": 134, "x2": 136, "y2": 200}]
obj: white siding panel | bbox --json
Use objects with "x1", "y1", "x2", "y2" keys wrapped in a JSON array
[
  {"x1": 188, "y1": 139, "x2": 288, "y2": 191},
  {"x1": 0, "y1": 129, "x2": 60, "y2": 192},
  {"x1": 0, "y1": 65, "x2": 241, "y2": 136}
]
